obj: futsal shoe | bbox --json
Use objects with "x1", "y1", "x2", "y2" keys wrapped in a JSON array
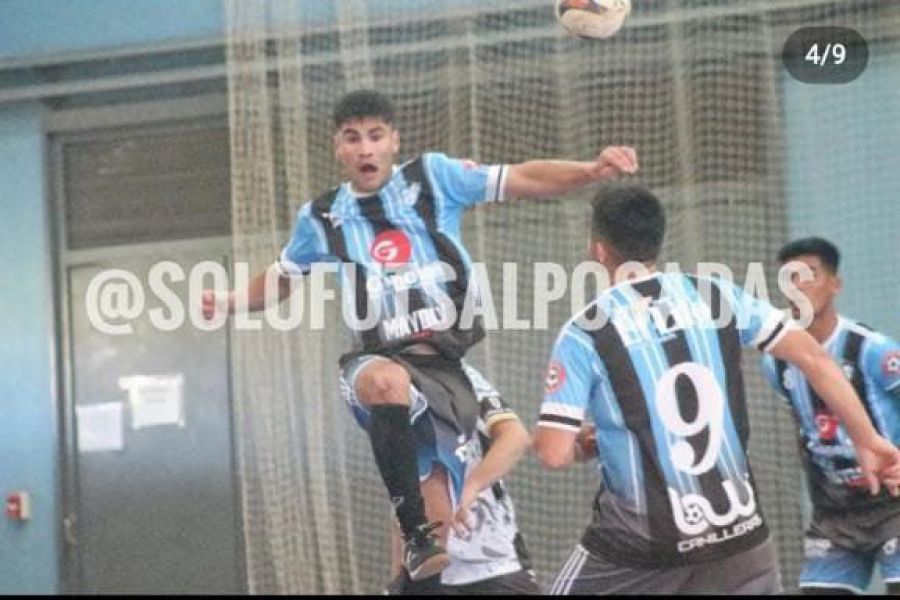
[{"x1": 402, "y1": 522, "x2": 450, "y2": 581}]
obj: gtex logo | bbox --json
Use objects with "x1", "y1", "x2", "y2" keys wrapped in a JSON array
[{"x1": 370, "y1": 229, "x2": 412, "y2": 267}]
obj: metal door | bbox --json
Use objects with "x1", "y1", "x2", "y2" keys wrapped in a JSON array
[{"x1": 63, "y1": 251, "x2": 244, "y2": 594}]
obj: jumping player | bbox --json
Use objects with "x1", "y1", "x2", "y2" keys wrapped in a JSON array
[{"x1": 204, "y1": 90, "x2": 637, "y2": 581}]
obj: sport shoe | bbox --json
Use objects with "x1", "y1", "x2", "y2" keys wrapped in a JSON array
[{"x1": 402, "y1": 522, "x2": 450, "y2": 581}]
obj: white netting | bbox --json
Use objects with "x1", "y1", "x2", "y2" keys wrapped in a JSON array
[{"x1": 224, "y1": 0, "x2": 900, "y2": 593}]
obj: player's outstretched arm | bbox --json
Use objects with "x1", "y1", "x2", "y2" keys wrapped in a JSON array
[
  {"x1": 201, "y1": 263, "x2": 295, "y2": 320},
  {"x1": 768, "y1": 328, "x2": 900, "y2": 496},
  {"x1": 503, "y1": 145, "x2": 638, "y2": 200},
  {"x1": 533, "y1": 426, "x2": 579, "y2": 470},
  {"x1": 451, "y1": 418, "x2": 530, "y2": 535}
]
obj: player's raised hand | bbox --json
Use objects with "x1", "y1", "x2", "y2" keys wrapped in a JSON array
[
  {"x1": 591, "y1": 145, "x2": 638, "y2": 181},
  {"x1": 201, "y1": 289, "x2": 233, "y2": 321},
  {"x1": 450, "y1": 483, "x2": 480, "y2": 538},
  {"x1": 856, "y1": 434, "x2": 900, "y2": 497}
]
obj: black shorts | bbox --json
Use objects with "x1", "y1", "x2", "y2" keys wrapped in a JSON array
[
  {"x1": 340, "y1": 350, "x2": 480, "y2": 437},
  {"x1": 809, "y1": 501, "x2": 900, "y2": 553},
  {"x1": 550, "y1": 538, "x2": 782, "y2": 595}
]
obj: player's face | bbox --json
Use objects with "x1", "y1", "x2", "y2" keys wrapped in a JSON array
[
  {"x1": 334, "y1": 118, "x2": 400, "y2": 193},
  {"x1": 784, "y1": 254, "x2": 841, "y2": 319}
]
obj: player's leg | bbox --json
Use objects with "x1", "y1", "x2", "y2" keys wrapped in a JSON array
[
  {"x1": 352, "y1": 357, "x2": 449, "y2": 579},
  {"x1": 383, "y1": 466, "x2": 455, "y2": 595},
  {"x1": 798, "y1": 534, "x2": 872, "y2": 595},
  {"x1": 419, "y1": 464, "x2": 454, "y2": 547}
]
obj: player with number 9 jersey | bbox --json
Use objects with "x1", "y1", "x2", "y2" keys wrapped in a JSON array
[
  {"x1": 539, "y1": 269, "x2": 788, "y2": 568},
  {"x1": 535, "y1": 185, "x2": 900, "y2": 595}
]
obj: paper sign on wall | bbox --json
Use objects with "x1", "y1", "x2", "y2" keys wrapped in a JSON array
[
  {"x1": 118, "y1": 373, "x2": 186, "y2": 430},
  {"x1": 76, "y1": 402, "x2": 124, "y2": 453}
]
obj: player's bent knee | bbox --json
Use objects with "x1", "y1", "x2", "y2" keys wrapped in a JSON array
[{"x1": 356, "y1": 360, "x2": 411, "y2": 407}]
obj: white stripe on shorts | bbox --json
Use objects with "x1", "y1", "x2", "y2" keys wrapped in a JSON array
[{"x1": 551, "y1": 545, "x2": 589, "y2": 595}]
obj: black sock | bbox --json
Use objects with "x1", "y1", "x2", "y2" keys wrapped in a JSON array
[{"x1": 368, "y1": 404, "x2": 428, "y2": 539}]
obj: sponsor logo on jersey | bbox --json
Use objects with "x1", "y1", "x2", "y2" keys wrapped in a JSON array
[
  {"x1": 815, "y1": 412, "x2": 839, "y2": 441},
  {"x1": 883, "y1": 350, "x2": 900, "y2": 377},
  {"x1": 381, "y1": 305, "x2": 449, "y2": 341},
  {"x1": 370, "y1": 229, "x2": 412, "y2": 267},
  {"x1": 544, "y1": 361, "x2": 566, "y2": 394},
  {"x1": 677, "y1": 514, "x2": 763, "y2": 554},
  {"x1": 670, "y1": 474, "x2": 758, "y2": 541}
]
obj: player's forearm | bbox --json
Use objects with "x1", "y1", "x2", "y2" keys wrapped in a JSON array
[
  {"x1": 466, "y1": 421, "x2": 530, "y2": 493},
  {"x1": 233, "y1": 267, "x2": 294, "y2": 313},
  {"x1": 504, "y1": 160, "x2": 600, "y2": 199},
  {"x1": 802, "y1": 350, "x2": 881, "y2": 446},
  {"x1": 533, "y1": 427, "x2": 577, "y2": 469}
]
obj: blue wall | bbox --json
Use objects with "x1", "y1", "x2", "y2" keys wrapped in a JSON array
[
  {"x1": 0, "y1": 102, "x2": 58, "y2": 594},
  {"x1": 0, "y1": 0, "x2": 225, "y2": 59},
  {"x1": 0, "y1": 0, "x2": 506, "y2": 61},
  {"x1": 784, "y1": 48, "x2": 900, "y2": 339}
]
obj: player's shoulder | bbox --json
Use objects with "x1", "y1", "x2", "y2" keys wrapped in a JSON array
[
  {"x1": 842, "y1": 316, "x2": 900, "y2": 377},
  {"x1": 685, "y1": 271, "x2": 740, "y2": 297},
  {"x1": 306, "y1": 186, "x2": 343, "y2": 216},
  {"x1": 420, "y1": 151, "x2": 483, "y2": 173},
  {"x1": 842, "y1": 316, "x2": 895, "y2": 348},
  {"x1": 555, "y1": 300, "x2": 608, "y2": 355}
]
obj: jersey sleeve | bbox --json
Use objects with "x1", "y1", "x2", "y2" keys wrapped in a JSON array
[
  {"x1": 537, "y1": 324, "x2": 599, "y2": 433},
  {"x1": 715, "y1": 277, "x2": 794, "y2": 352},
  {"x1": 863, "y1": 333, "x2": 900, "y2": 398},
  {"x1": 424, "y1": 152, "x2": 507, "y2": 210},
  {"x1": 461, "y1": 362, "x2": 519, "y2": 434},
  {"x1": 276, "y1": 201, "x2": 332, "y2": 277},
  {"x1": 478, "y1": 394, "x2": 519, "y2": 434}
]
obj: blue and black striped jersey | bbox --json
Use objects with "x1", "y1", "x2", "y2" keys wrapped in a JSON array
[
  {"x1": 277, "y1": 152, "x2": 507, "y2": 359},
  {"x1": 539, "y1": 271, "x2": 792, "y2": 567},
  {"x1": 762, "y1": 316, "x2": 900, "y2": 512}
]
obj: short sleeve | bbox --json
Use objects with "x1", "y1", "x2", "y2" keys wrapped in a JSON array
[
  {"x1": 537, "y1": 324, "x2": 599, "y2": 433},
  {"x1": 863, "y1": 333, "x2": 900, "y2": 397},
  {"x1": 715, "y1": 277, "x2": 794, "y2": 352},
  {"x1": 276, "y1": 202, "x2": 332, "y2": 277},
  {"x1": 461, "y1": 362, "x2": 518, "y2": 434},
  {"x1": 424, "y1": 152, "x2": 507, "y2": 209}
]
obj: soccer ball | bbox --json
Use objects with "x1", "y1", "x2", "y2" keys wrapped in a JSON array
[{"x1": 556, "y1": 0, "x2": 631, "y2": 39}]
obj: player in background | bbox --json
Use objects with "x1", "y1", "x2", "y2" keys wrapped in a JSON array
[
  {"x1": 384, "y1": 363, "x2": 540, "y2": 595},
  {"x1": 202, "y1": 89, "x2": 637, "y2": 580},
  {"x1": 532, "y1": 184, "x2": 900, "y2": 594},
  {"x1": 763, "y1": 237, "x2": 900, "y2": 595}
]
